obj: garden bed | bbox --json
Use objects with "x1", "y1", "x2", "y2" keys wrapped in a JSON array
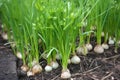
[
  {"x1": 1, "y1": 33, "x2": 120, "y2": 80},
  {"x1": 0, "y1": 0, "x2": 120, "y2": 80},
  {"x1": 17, "y1": 40, "x2": 120, "y2": 80}
]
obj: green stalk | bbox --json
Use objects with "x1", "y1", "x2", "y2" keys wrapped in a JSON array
[
  {"x1": 79, "y1": 28, "x2": 85, "y2": 46},
  {"x1": 89, "y1": 0, "x2": 113, "y2": 45}
]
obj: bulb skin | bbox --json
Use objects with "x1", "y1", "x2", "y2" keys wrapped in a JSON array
[
  {"x1": 32, "y1": 64, "x2": 42, "y2": 74},
  {"x1": 94, "y1": 45, "x2": 104, "y2": 54},
  {"x1": 51, "y1": 61, "x2": 59, "y2": 69},
  {"x1": 61, "y1": 69, "x2": 71, "y2": 79},
  {"x1": 16, "y1": 52, "x2": 22, "y2": 59},
  {"x1": 2, "y1": 32, "x2": 8, "y2": 40},
  {"x1": 45, "y1": 65, "x2": 52, "y2": 72},
  {"x1": 102, "y1": 43, "x2": 109, "y2": 49},
  {"x1": 21, "y1": 65, "x2": 29, "y2": 72},
  {"x1": 76, "y1": 46, "x2": 88, "y2": 55},
  {"x1": 71, "y1": 55, "x2": 80, "y2": 64},
  {"x1": 86, "y1": 43, "x2": 93, "y2": 51},
  {"x1": 27, "y1": 70, "x2": 34, "y2": 77}
]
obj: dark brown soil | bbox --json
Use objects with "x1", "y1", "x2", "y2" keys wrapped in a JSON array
[
  {"x1": 0, "y1": 35, "x2": 18, "y2": 80},
  {"x1": 1, "y1": 26, "x2": 120, "y2": 80}
]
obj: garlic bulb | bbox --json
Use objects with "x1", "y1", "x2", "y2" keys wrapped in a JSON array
[
  {"x1": 45, "y1": 65, "x2": 52, "y2": 72},
  {"x1": 2, "y1": 32, "x2": 8, "y2": 40},
  {"x1": 86, "y1": 43, "x2": 93, "y2": 51},
  {"x1": 21, "y1": 65, "x2": 29, "y2": 72},
  {"x1": 94, "y1": 45, "x2": 104, "y2": 54},
  {"x1": 27, "y1": 70, "x2": 34, "y2": 77},
  {"x1": 32, "y1": 64, "x2": 42, "y2": 74},
  {"x1": 16, "y1": 52, "x2": 22, "y2": 59},
  {"x1": 71, "y1": 55, "x2": 80, "y2": 64},
  {"x1": 108, "y1": 37, "x2": 115, "y2": 45},
  {"x1": 108, "y1": 39, "x2": 114, "y2": 45},
  {"x1": 61, "y1": 69, "x2": 71, "y2": 79},
  {"x1": 76, "y1": 46, "x2": 88, "y2": 55},
  {"x1": 102, "y1": 43, "x2": 109, "y2": 49},
  {"x1": 82, "y1": 46, "x2": 88, "y2": 55},
  {"x1": 76, "y1": 47, "x2": 82, "y2": 54},
  {"x1": 51, "y1": 61, "x2": 59, "y2": 69}
]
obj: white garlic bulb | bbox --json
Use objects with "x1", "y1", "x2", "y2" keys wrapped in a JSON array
[
  {"x1": 45, "y1": 65, "x2": 52, "y2": 72},
  {"x1": 71, "y1": 55, "x2": 81, "y2": 64},
  {"x1": 51, "y1": 61, "x2": 59, "y2": 69},
  {"x1": 61, "y1": 69, "x2": 71, "y2": 79},
  {"x1": 86, "y1": 43, "x2": 93, "y2": 51},
  {"x1": 27, "y1": 70, "x2": 34, "y2": 77},
  {"x1": 21, "y1": 65, "x2": 29, "y2": 72},
  {"x1": 102, "y1": 43, "x2": 109, "y2": 49},
  {"x1": 94, "y1": 45, "x2": 104, "y2": 54},
  {"x1": 2, "y1": 32, "x2": 8, "y2": 40},
  {"x1": 16, "y1": 52, "x2": 22, "y2": 59},
  {"x1": 32, "y1": 64, "x2": 42, "y2": 74}
]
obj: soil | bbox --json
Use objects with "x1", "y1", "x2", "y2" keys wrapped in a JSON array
[
  {"x1": 0, "y1": 35, "x2": 18, "y2": 80},
  {"x1": 0, "y1": 26, "x2": 120, "y2": 80}
]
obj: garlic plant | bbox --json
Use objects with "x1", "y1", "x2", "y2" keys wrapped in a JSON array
[
  {"x1": 1, "y1": 0, "x2": 43, "y2": 76},
  {"x1": 77, "y1": 34, "x2": 88, "y2": 55},
  {"x1": 85, "y1": 29, "x2": 93, "y2": 51},
  {"x1": 35, "y1": 0, "x2": 60, "y2": 72},
  {"x1": 110, "y1": 1, "x2": 120, "y2": 53},
  {"x1": 89, "y1": 0, "x2": 113, "y2": 53}
]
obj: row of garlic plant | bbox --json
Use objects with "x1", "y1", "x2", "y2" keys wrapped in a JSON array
[
  {"x1": 35, "y1": 0, "x2": 59, "y2": 72},
  {"x1": 0, "y1": 0, "x2": 120, "y2": 79},
  {"x1": 86, "y1": 0, "x2": 120, "y2": 54},
  {"x1": 87, "y1": 0, "x2": 111, "y2": 53},
  {"x1": 35, "y1": 0, "x2": 96, "y2": 78},
  {"x1": 0, "y1": 0, "x2": 42, "y2": 76},
  {"x1": 107, "y1": 0, "x2": 120, "y2": 53},
  {"x1": 0, "y1": 0, "x2": 94, "y2": 79},
  {"x1": 95, "y1": 0, "x2": 120, "y2": 53}
]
